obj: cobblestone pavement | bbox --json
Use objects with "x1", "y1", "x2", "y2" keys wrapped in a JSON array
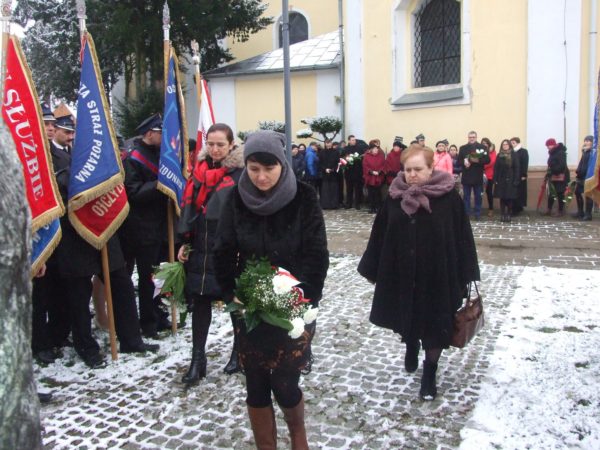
[{"x1": 36, "y1": 209, "x2": 599, "y2": 449}]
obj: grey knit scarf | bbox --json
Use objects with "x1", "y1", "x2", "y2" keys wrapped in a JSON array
[
  {"x1": 388, "y1": 170, "x2": 455, "y2": 216},
  {"x1": 237, "y1": 160, "x2": 297, "y2": 216}
]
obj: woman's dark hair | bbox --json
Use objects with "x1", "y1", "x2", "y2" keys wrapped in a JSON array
[
  {"x1": 246, "y1": 151, "x2": 280, "y2": 166},
  {"x1": 481, "y1": 137, "x2": 493, "y2": 150},
  {"x1": 206, "y1": 123, "x2": 234, "y2": 143}
]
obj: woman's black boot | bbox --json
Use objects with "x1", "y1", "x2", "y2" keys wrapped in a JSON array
[
  {"x1": 182, "y1": 349, "x2": 207, "y2": 384},
  {"x1": 404, "y1": 339, "x2": 420, "y2": 373},
  {"x1": 223, "y1": 333, "x2": 241, "y2": 374},
  {"x1": 419, "y1": 360, "x2": 438, "y2": 401}
]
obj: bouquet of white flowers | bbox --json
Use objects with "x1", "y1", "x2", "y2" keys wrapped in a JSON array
[{"x1": 225, "y1": 258, "x2": 318, "y2": 339}]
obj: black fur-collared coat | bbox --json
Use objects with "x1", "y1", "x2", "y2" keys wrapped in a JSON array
[{"x1": 358, "y1": 189, "x2": 480, "y2": 349}]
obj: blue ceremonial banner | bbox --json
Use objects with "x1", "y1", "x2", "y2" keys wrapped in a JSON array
[
  {"x1": 584, "y1": 70, "x2": 600, "y2": 204},
  {"x1": 31, "y1": 219, "x2": 61, "y2": 276},
  {"x1": 158, "y1": 48, "x2": 189, "y2": 215},
  {"x1": 68, "y1": 33, "x2": 123, "y2": 209},
  {"x1": 67, "y1": 33, "x2": 129, "y2": 249}
]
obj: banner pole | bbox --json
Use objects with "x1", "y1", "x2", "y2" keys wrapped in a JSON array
[
  {"x1": 101, "y1": 245, "x2": 118, "y2": 360},
  {"x1": 191, "y1": 40, "x2": 203, "y2": 115},
  {"x1": 163, "y1": 2, "x2": 177, "y2": 336},
  {"x1": 0, "y1": 1, "x2": 13, "y2": 95}
]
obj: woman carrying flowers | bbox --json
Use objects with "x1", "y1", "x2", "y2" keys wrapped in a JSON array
[
  {"x1": 177, "y1": 123, "x2": 244, "y2": 384},
  {"x1": 214, "y1": 130, "x2": 329, "y2": 449},
  {"x1": 362, "y1": 140, "x2": 387, "y2": 213},
  {"x1": 358, "y1": 145, "x2": 479, "y2": 401}
]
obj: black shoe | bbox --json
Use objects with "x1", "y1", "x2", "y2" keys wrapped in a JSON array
[
  {"x1": 182, "y1": 350, "x2": 207, "y2": 385},
  {"x1": 572, "y1": 211, "x2": 584, "y2": 219},
  {"x1": 38, "y1": 392, "x2": 53, "y2": 404},
  {"x1": 82, "y1": 352, "x2": 106, "y2": 369},
  {"x1": 120, "y1": 342, "x2": 160, "y2": 354},
  {"x1": 223, "y1": 349, "x2": 240, "y2": 375},
  {"x1": 419, "y1": 360, "x2": 438, "y2": 401},
  {"x1": 157, "y1": 318, "x2": 172, "y2": 332},
  {"x1": 404, "y1": 340, "x2": 420, "y2": 373},
  {"x1": 344, "y1": 205, "x2": 352, "y2": 209},
  {"x1": 34, "y1": 349, "x2": 59, "y2": 365},
  {"x1": 582, "y1": 214, "x2": 592, "y2": 221}
]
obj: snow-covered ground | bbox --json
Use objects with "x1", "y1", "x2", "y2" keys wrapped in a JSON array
[{"x1": 461, "y1": 266, "x2": 600, "y2": 449}]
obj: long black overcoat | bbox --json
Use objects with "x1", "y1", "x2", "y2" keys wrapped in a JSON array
[
  {"x1": 213, "y1": 181, "x2": 329, "y2": 307},
  {"x1": 493, "y1": 151, "x2": 521, "y2": 200},
  {"x1": 358, "y1": 189, "x2": 480, "y2": 348}
]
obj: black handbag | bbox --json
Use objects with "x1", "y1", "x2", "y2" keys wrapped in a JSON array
[{"x1": 451, "y1": 282, "x2": 485, "y2": 348}]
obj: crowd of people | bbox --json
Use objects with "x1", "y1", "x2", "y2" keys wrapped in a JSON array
[{"x1": 31, "y1": 104, "x2": 596, "y2": 446}]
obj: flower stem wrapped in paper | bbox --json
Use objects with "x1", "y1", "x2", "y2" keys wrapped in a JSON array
[
  {"x1": 225, "y1": 258, "x2": 318, "y2": 339},
  {"x1": 153, "y1": 261, "x2": 186, "y2": 310}
]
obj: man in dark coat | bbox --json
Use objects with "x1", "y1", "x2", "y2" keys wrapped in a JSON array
[
  {"x1": 121, "y1": 114, "x2": 170, "y2": 337},
  {"x1": 510, "y1": 136, "x2": 529, "y2": 215},
  {"x1": 573, "y1": 135, "x2": 595, "y2": 221},
  {"x1": 458, "y1": 131, "x2": 490, "y2": 220},
  {"x1": 44, "y1": 116, "x2": 158, "y2": 368},
  {"x1": 341, "y1": 135, "x2": 368, "y2": 209}
]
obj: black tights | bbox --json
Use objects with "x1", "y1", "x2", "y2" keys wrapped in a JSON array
[
  {"x1": 245, "y1": 368, "x2": 302, "y2": 409},
  {"x1": 425, "y1": 348, "x2": 442, "y2": 364},
  {"x1": 485, "y1": 182, "x2": 494, "y2": 211},
  {"x1": 191, "y1": 298, "x2": 212, "y2": 351},
  {"x1": 548, "y1": 184, "x2": 565, "y2": 212}
]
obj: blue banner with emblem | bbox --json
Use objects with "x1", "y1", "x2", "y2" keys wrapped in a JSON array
[
  {"x1": 584, "y1": 70, "x2": 600, "y2": 204},
  {"x1": 68, "y1": 33, "x2": 123, "y2": 210},
  {"x1": 31, "y1": 218, "x2": 61, "y2": 275},
  {"x1": 157, "y1": 48, "x2": 189, "y2": 215}
]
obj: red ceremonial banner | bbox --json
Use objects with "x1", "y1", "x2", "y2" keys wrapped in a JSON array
[{"x1": 2, "y1": 35, "x2": 64, "y2": 231}]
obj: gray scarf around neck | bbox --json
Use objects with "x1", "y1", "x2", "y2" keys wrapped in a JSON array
[{"x1": 238, "y1": 160, "x2": 297, "y2": 216}]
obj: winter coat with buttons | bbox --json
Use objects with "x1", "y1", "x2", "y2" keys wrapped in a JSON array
[{"x1": 358, "y1": 189, "x2": 480, "y2": 348}]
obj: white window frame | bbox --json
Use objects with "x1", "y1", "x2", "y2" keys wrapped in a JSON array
[
  {"x1": 391, "y1": 0, "x2": 471, "y2": 109},
  {"x1": 272, "y1": 8, "x2": 311, "y2": 50}
]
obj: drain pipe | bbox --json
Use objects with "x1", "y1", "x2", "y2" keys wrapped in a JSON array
[
  {"x1": 590, "y1": 0, "x2": 598, "y2": 133},
  {"x1": 338, "y1": 0, "x2": 346, "y2": 140}
]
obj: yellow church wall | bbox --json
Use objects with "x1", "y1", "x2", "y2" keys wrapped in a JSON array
[
  {"x1": 228, "y1": 2, "x2": 339, "y2": 62},
  {"x1": 359, "y1": 0, "x2": 529, "y2": 152},
  {"x1": 234, "y1": 72, "x2": 317, "y2": 135},
  {"x1": 577, "y1": 0, "x2": 600, "y2": 152}
]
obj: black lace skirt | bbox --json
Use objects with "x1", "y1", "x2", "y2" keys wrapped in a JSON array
[{"x1": 235, "y1": 317, "x2": 316, "y2": 374}]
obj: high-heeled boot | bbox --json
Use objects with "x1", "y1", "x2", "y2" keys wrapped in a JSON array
[
  {"x1": 280, "y1": 396, "x2": 309, "y2": 450},
  {"x1": 419, "y1": 360, "x2": 438, "y2": 401},
  {"x1": 181, "y1": 348, "x2": 207, "y2": 384},
  {"x1": 404, "y1": 339, "x2": 420, "y2": 373},
  {"x1": 248, "y1": 404, "x2": 277, "y2": 450},
  {"x1": 224, "y1": 313, "x2": 241, "y2": 374}
]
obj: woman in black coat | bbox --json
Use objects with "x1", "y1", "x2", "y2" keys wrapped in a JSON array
[
  {"x1": 214, "y1": 130, "x2": 329, "y2": 449},
  {"x1": 573, "y1": 135, "x2": 594, "y2": 220},
  {"x1": 493, "y1": 139, "x2": 521, "y2": 223},
  {"x1": 319, "y1": 139, "x2": 341, "y2": 209},
  {"x1": 177, "y1": 123, "x2": 244, "y2": 384},
  {"x1": 358, "y1": 145, "x2": 479, "y2": 401},
  {"x1": 544, "y1": 138, "x2": 569, "y2": 217}
]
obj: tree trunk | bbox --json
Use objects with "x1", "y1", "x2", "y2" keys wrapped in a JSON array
[{"x1": 0, "y1": 122, "x2": 42, "y2": 450}]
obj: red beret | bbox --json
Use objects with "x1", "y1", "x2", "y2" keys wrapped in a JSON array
[{"x1": 545, "y1": 138, "x2": 557, "y2": 147}]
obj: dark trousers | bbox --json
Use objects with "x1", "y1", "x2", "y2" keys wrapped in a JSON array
[
  {"x1": 485, "y1": 182, "x2": 494, "y2": 211},
  {"x1": 463, "y1": 184, "x2": 483, "y2": 217},
  {"x1": 345, "y1": 178, "x2": 363, "y2": 208},
  {"x1": 31, "y1": 264, "x2": 71, "y2": 352},
  {"x1": 124, "y1": 243, "x2": 166, "y2": 334},
  {"x1": 245, "y1": 367, "x2": 302, "y2": 408},
  {"x1": 66, "y1": 268, "x2": 144, "y2": 358},
  {"x1": 366, "y1": 185, "x2": 382, "y2": 212},
  {"x1": 575, "y1": 192, "x2": 594, "y2": 216}
]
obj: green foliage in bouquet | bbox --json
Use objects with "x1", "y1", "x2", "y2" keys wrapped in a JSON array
[
  {"x1": 225, "y1": 258, "x2": 302, "y2": 333},
  {"x1": 153, "y1": 261, "x2": 186, "y2": 310}
]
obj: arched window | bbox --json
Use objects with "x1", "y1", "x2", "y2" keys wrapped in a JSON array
[
  {"x1": 278, "y1": 11, "x2": 309, "y2": 48},
  {"x1": 414, "y1": 0, "x2": 461, "y2": 88}
]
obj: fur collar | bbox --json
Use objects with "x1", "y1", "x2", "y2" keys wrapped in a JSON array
[{"x1": 197, "y1": 145, "x2": 244, "y2": 170}]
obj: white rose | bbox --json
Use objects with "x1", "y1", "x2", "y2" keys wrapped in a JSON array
[
  {"x1": 272, "y1": 274, "x2": 299, "y2": 295},
  {"x1": 303, "y1": 307, "x2": 318, "y2": 325},
  {"x1": 288, "y1": 317, "x2": 306, "y2": 339}
]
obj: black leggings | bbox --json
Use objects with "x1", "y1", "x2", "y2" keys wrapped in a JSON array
[
  {"x1": 245, "y1": 367, "x2": 302, "y2": 409},
  {"x1": 500, "y1": 199, "x2": 512, "y2": 215},
  {"x1": 485, "y1": 182, "x2": 494, "y2": 211}
]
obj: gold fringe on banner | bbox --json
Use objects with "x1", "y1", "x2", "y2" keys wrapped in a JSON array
[
  {"x1": 9, "y1": 35, "x2": 65, "y2": 231},
  {"x1": 68, "y1": 200, "x2": 130, "y2": 250},
  {"x1": 30, "y1": 227, "x2": 62, "y2": 278}
]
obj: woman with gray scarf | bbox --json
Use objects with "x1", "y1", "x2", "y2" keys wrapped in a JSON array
[
  {"x1": 358, "y1": 145, "x2": 480, "y2": 401},
  {"x1": 214, "y1": 131, "x2": 329, "y2": 449}
]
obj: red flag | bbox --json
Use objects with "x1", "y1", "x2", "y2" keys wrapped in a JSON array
[
  {"x1": 190, "y1": 78, "x2": 215, "y2": 171},
  {"x1": 2, "y1": 35, "x2": 64, "y2": 232}
]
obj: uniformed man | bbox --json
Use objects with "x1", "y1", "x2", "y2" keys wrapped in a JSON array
[
  {"x1": 121, "y1": 114, "x2": 171, "y2": 338},
  {"x1": 42, "y1": 102, "x2": 56, "y2": 140},
  {"x1": 47, "y1": 116, "x2": 159, "y2": 368}
]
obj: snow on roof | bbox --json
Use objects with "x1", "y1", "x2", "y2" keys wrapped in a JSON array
[{"x1": 205, "y1": 31, "x2": 340, "y2": 79}]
